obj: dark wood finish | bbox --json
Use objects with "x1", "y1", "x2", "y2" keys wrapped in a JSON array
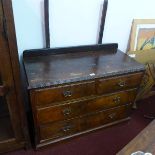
[
  {"x1": 0, "y1": 0, "x2": 21, "y2": 141},
  {"x1": 0, "y1": 85, "x2": 8, "y2": 96},
  {"x1": 0, "y1": 97, "x2": 8, "y2": 117},
  {"x1": 35, "y1": 81, "x2": 95, "y2": 106},
  {"x1": 40, "y1": 104, "x2": 132, "y2": 141},
  {"x1": 0, "y1": 139, "x2": 25, "y2": 153},
  {"x1": 0, "y1": 0, "x2": 29, "y2": 153},
  {"x1": 117, "y1": 120, "x2": 155, "y2": 155},
  {"x1": 44, "y1": 0, "x2": 50, "y2": 48},
  {"x1": 37, "y1": 117, "x2": 130, "y2": 149},
  {"x1": 23, "y1": 46, "x2": 144, "y2": 89},
  {"x1": 23, "y1": 44, "x2": 145, "y2": 148},
  {"x1": 0, "y1": 116, "x2": 14, "y2": 141},
  {"x1": 97, "y1": 72, "x2": 143, "y2": 94},
  {"x1": 37, "y1": 89, "x2": 137, "y2": 124},
  {"x1": 98, "y1": 0, "x2": 108, "y2": 44},
  {"x1": 24, "y1": 43, "x2": 118, "y2": 57}
]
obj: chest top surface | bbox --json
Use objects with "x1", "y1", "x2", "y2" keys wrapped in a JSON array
[{"x1": 23, "y1": 44, "x2": 145, "y2": 89}]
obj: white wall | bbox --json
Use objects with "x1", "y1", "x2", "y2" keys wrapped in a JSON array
[{"x1": 12, "y1": 0, "x2": 155, "y2": 57}]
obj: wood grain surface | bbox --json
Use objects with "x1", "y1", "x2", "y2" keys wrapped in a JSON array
[
  {"x1": 23, "y1": 45, "x2": 145, "y2": 89},
  {"x1": 117, "y1": 120, "x2": 155, "y2": 155}
]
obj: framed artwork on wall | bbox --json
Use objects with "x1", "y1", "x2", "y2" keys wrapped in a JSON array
[{"x1": 128, "y1": 19, "x2": 155, "y2": 51}]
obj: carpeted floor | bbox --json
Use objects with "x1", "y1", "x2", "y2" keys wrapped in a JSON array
[{"x1": 4, "y1": 96, "x2": 155, "y2": 155}]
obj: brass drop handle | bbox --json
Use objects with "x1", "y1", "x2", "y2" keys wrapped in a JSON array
[
  {"x1": 62, "y1": 108, "x2": 71, "y2": 116},
  {"x1": 0, "y1": 85, "x2": 8, "y2": 96},
  {"x1": 118, "y1": 80, "x2": 126, "y2": 87},
  {"x1": 108, "y1": 113, "x2": 116, "y2": 119},
  {"x1": 63, "y1": 90, "x2": 72, "y2": 97},
  {"x1": 113, "y1": 96, "x2": 121, "y2": 104},
  {"x1": 62, "y1": 124, "x2": 72, "y2": 132}
]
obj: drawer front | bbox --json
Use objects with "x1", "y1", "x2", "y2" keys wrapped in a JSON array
[
  {"x1": 97, "y1": 72, "x2": 143, "y2": 94},
  {"x1": 39, "y1": 104, "x2": 132, "y2": 141},
  {"x1": 35, "y1": 81, "x2": 95, "y2": 106},
  {"x1": 37, "y1": 89, "x2": 137, "y2": 124}
]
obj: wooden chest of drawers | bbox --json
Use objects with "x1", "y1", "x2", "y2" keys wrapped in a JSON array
[{"x1": 23, "y1": 44, "x2": 145, "y2": 148}]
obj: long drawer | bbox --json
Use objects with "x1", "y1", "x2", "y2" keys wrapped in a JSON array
[
  {"x1": 39, "y1": 104, "x2": 132, "y2": 141},
  {"x1": 34, "y1": 81, "x2": 95, "y2": 106},
  {"x1": 97, "y1": 72, "x2": 143, "y2": 94},
  {"x1": 37, "y1": 89, "x2": 137, "y2": 124}
]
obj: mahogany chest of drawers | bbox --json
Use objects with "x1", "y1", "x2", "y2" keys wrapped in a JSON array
[{"x1": 23, "y1": 44, "x2": 145, "y2": 148}]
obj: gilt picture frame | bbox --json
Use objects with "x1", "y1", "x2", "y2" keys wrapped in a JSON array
[{"x1": 128, "y1": 19, "x2": 155, "y2": 52}]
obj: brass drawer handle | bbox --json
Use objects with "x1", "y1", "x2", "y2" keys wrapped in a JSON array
[
  {"x1": 113, "y1": 96, "x2": 121, "y2": 104},
  {"x1": 118, "y1": 80, "x2": 126, "y2": 87},
  {"x1": 62, "y1": 108, "x2": 71, "y2": 116},
  {"x1": 63, "y1": 90, "x2": 72, "y2": 97},
  {"x1": 108, "y1": 113, "x2": 116, "y2": 119},
  {"x1": 62, "y1": 125, "x2": 72, "y2": 132}
]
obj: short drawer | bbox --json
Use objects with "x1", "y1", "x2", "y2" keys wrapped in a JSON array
[
  {"x1": 37, "y1": 89, "x2": 137, "y2": 124},
  {"x1": 39, "y1": 104, "x2": 132, "y2": 141},
  {"x1": 97, "y1": 72, "x2": 143, "y2": 94},
  {"x1": 34, "y1": 81, "x2": 95, "y2": 106}
]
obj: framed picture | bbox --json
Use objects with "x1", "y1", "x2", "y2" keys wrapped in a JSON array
[{"x1": 128, "y1": 19, "x2": 155, "y2": 51}]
